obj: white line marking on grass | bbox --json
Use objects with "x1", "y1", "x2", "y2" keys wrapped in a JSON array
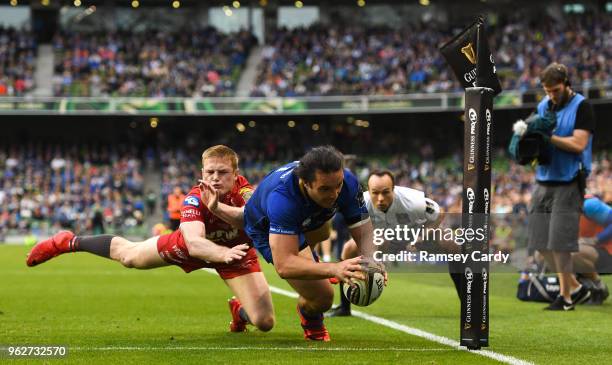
[
  {"x1": 351, "y1": 311, "x2": 534, "y2": 365},
  {"x1": 72, "y1": 347, "x2": 452, "y2": 352},
  {"x1": 202, "y1": 269, "x2": 535, "y2": 365}
]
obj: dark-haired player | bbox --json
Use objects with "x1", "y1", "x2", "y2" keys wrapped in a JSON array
[{"x1": 202, "y1": 145, "x2": 385, "y2": 341}]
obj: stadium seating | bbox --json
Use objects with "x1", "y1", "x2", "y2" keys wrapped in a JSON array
[
  {"x1": 52, "y1": 28, "x2": 257, "y2": 97},
  {"x1": 0, "y1": 26, "x2": 36, "y2": 96},
  {"x1": 250, "y1": 14, "x2": 611, "y2": 96},
  {"x1": 18, "y1": 12, "x2": 611, "y2": 98},
  {"x1": 1, "y1": 132, "x2": 608, "y2": 240},
  {"x1": 0, "y1": 143, "x2": 146, "y2": 237}
]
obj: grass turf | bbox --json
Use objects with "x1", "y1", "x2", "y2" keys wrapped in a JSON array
[{"x1": 0, "y1": 245, "x2": 611, "y2": 364}]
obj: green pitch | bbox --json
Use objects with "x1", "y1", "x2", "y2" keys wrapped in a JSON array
[{"x1": 1, "y1": 245, "x2": 611, "y2": 364}]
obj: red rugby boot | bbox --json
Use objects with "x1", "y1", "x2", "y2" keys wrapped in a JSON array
[
  {"x1": 228, "y1": 297, "x2": 248, "y2": 332},
  {"x1": 26, "y1": 231, "x2": 76, "y2": 267},
  {"x1": 297, "y1": 305, "x2": 330, "y2": 341}
]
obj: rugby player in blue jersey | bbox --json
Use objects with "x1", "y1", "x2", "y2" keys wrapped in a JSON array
[{"x1": 201, "y1": 146, "x2": 386, "y2": 341}]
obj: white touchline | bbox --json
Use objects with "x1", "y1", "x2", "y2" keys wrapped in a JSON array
[
  {"x1": 201, "y1": 269, "x2": 534, "y2": 365},
  {"x1": 71, "y1": 347, "x2": 452, "y2": 352}
]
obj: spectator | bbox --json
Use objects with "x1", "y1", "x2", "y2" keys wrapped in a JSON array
[
  {"x1": 52, "y1": 28, "x2": 256, "y2": 97},
  {"x1": 166, "y1": 186, "x2": 184, "y2": 231}
]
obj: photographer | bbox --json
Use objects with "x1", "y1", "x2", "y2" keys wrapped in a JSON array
[{"x1": 522, "y1": 63, "x2": 596, "y2": 310}]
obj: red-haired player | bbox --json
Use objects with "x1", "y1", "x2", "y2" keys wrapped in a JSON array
[{"x1": 26, "y1": 145, "x2": 275, "y2": 333}]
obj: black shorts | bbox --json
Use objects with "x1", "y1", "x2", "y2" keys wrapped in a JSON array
[{"x1": 527, "y1": 181, "x2": 582, "y2": 252}]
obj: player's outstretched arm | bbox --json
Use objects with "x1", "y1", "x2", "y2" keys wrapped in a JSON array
[
  {"x1": 349, "y1": 218, "x2": 377, "y2": 260},
  {"x1": 270, "y1": 234, "x2": 365, "y2": 284},
  {"x1": 199, "y1": 180, "x2": 246, "y2": 229},
  {"x1": 349, "y1": 219, "x2": 388, "y2": 284},
  {"x1": 180, "y1": 221, "x2": 248, "y2": 264}
]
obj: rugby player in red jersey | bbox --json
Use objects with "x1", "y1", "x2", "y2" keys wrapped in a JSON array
[{"x1": 26, "y1": 145, "x2": 275, "y2": 333}]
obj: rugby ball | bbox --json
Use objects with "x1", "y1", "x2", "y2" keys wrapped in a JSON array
[{"x1": 342, "y1": 270, "x2": 385, "y2": 307}]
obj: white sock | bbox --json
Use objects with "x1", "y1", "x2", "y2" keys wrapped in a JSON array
[{"x1": 571, "y1": 284, "x2": 582, "y2": 295}]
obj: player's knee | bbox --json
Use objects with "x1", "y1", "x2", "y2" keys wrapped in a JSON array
[
  {"x1": 322, "y1": 292, "x2": 334, "y2": 311},
  {"x1": 311, "y1": 287, "x2": 334, "y2": 312},
  {"x1": 311, "y1": 299, "x2": 333, "y2": 313},
  {"x1": 119, "y1": 255, "x2": 135, "y2": 268},
  {"x1": 120, "y1": 253, "x2": 141, "y2": 268},
  {"x1": 252, "y1": 314, "x2": 275, "y2": 332}
]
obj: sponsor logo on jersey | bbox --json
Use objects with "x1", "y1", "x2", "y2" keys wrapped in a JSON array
[
  {"x1": 184, "y1": 196, "x2": 200, "y2": 207},
  {"x1": 239, "y1": 187, "x2": 253, "y2": 202},
  {"x1": 270, "y1": 226, "x2": 298, "y2": 235},
  {"x1": 182, "y1": 209, "x2": 200, "y2": 219},
  {"x1": 206, "y1": 228, "x2": 240, "y2": 242}
]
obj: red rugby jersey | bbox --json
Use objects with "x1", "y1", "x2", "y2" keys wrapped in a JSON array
[{"x1": 180, "y1": 175, "x2": 253, "y2": 247}]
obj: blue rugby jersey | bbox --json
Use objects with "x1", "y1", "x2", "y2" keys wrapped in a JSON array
[{"x1": 244, "y1": 161, "x2": 368, "y2": 262}]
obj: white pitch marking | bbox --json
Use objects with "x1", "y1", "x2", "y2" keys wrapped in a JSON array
[
  {"x1": 71, "y1": 346, "x2": 452, "y2": 352},
  {"x1": 352, "y1": 311, "x2": 534, "y2": 365},
  {"x1": 202, "y1": 269, "x2": 534, "y2": 365}
]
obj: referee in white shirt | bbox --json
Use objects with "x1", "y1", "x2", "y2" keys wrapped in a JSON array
[{"x1": 326, "y1": 170, "x2": 441, "y2": 317}]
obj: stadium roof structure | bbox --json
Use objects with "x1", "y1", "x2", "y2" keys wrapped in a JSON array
[{"x1": 17, "y1": 0, "x2": 526, "y2": 8}]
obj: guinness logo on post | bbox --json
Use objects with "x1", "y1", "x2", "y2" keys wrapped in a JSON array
[{"x1": 461, "y1": 43, "x2": 477, "y2": 65}]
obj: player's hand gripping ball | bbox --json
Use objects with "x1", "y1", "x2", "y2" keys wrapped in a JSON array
[{"x1": 342, "y1": 264, "x2": 385, "y2": 307}]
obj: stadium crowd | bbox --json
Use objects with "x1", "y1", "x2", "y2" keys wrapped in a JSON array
[
  {"x1": 1, "y1": 12, "x2": 608, "y2": 98},
  {"x1": 0, "y1": 143, "x2": 146, "y2": 237},
  {"x1": 250, "y1": 13, "x2": 611, "y2": 97},
  {"x1": 52, "y1": 28, "x2": 257, "y2": 97},
  {"x1": 1, "y1": 135, "x2": 609, "y2": 260},
  {"x1": 156, "y1": 141, "x2": 610, "y2": 257},
  {"x1": 0, "y1": 26, "x2": 36, "y2": 96}
]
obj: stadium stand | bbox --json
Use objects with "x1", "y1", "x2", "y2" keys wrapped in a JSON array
[
  {"x1": 1, "y1": 3, "x2": 609, "y2": 246},
  {"x1": 250, "y1": 13, "x2": 611, "y2": 96},
  {"x1": 0, "y1": 143, "x2": 146, "y2": 239},
  {"x1": 0, "y1": 26, "x2": 36, "y2": 96},
  {"x1": 51, "y1": 27, "x2": 257, "y2": 97}
]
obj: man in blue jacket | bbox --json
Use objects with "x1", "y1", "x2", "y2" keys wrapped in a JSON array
[{"x1": 527, "y1": 63, "x2": 596, "y2": 311}]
